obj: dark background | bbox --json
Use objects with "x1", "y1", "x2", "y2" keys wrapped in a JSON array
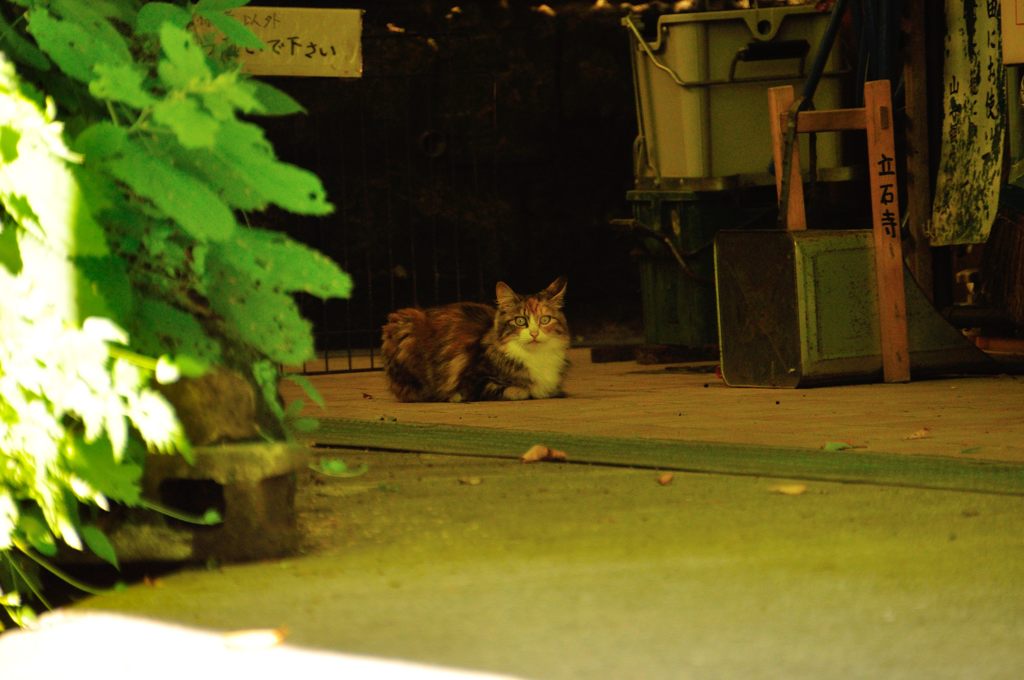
[{"x1": 253, "y1": 0, "x2": 646, "y2": 350}]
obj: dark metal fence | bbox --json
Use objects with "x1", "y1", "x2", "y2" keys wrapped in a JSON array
[{"x1": 261, "y1": 6, "x2": 639, "y2": 374}]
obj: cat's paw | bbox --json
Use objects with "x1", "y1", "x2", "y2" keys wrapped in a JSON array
[{"x1": 502, "y1": 386, "x2": 530, "y2": 401}]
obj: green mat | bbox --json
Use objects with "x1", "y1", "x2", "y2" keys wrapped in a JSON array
[{"x1": 312, "y1": 418, "x2": 1024, "y2": 496}]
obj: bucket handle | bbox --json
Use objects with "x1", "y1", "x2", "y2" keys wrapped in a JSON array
[
  {"x1": 729, "y1": 39, "x2": 809, "y2": 81},
  {"x1": 625, "y1": 15, "x2": 832, "y2": 89}
]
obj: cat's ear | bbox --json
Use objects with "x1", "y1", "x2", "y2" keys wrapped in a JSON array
[
  {"x1": 495, "y1": 281, "x2": 518, "y2": 308},
  {"x1": 543, "y1": 276, "x2": 567, "y2": 307}
]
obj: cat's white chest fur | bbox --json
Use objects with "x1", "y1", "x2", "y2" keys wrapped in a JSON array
[{"x1": 504, "y1": 339, "x2": 568, "y2": 398}]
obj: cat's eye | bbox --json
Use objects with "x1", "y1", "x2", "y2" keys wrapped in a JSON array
[
  {"x1": 512, "y1": 316, "x2": 528, "y2": 327},
  {"x1": 539, "y1": 315, "x2": 552, "y2": 325}
]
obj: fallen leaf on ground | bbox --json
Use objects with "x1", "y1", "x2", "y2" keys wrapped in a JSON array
[
  {"x1": 310, "y1": 458, "x2": 369, "y2": 478},
  {"x1": 520, "y1": 444, "x2": 568, "y2": 463},
  {"x1": 822, "y1": 441, "x2": 852, "y2": 452},
  {"x1": 458, "y1": 476, "x2": 482, "y2": 486},
  {"x1": 770, "y1": 483, "x2": 807, "y2": 496},
  {"x1": 904, "y1": 428, "x2": 931, "y2": 440},
  {"x1": 657, "y1": 472, "x2": 674, "y2": 486},
  {"x1": 959, "y1": 446, "x2": 982, "y2": 455},
  {"x1": 223, "y1": 627, "x2": 288, "y2": 650}
]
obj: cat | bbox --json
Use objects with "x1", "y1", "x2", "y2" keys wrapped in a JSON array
[{"x1": 380, "y1": 277, "x2": 570, "y2": 402}]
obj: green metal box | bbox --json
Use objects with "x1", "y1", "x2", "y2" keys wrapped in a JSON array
[
  {"x1": 630, "y1": 188, "x2": 776, "y2": 349},
  {"x1": 714, "y1": 230, "x2": 990, "y2": 387}
]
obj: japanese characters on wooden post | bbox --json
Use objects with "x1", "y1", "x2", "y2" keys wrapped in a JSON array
[
  {"x1": 195, "y1": 6, "x2": 363, "y2": 78},
  {"x1": 864, "y1": 80, "x2": 910, "y2": 383}
]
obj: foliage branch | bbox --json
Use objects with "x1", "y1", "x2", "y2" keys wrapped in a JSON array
[{"x1": 0, "y1": 0, "x2": 351, "y2": 626}]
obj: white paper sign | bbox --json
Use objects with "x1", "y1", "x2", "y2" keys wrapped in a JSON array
[{"x1": 195, "y1": 6, "x2": 363, "y2": 78}]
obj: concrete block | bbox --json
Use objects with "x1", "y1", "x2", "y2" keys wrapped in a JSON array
[{"x1": 108, "y1": 442, "x2": 309, "y2": 563}]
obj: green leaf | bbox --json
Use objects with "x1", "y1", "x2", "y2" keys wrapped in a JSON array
[
  {"x1": 158, "y1": 23, "x2": 211, "y2": 89},
  {"x1": 196, "y1": 0, "x2": 251, "y2": 10},
  {"x1": 0, "y1": 13, "x2": 51, "y2": 71},
  {"x1": 311, "y1": 458, "x2": 368, "y2": 478},
  {"x1": 0, "y1": 220, "x2": 22, "y2": 275},
  {"x1": 206, "y1": 256, "x2": 315, "y2": 364},
  {"x1": 291, "y1": 417, "x2": 319, "y2": 433},
  {"x1": 136, "y1": 3, "x2": 193, "y2": 34},
  {"x1": 0, "y1": 125, "x2": 21, "y2": 163},
  {"x1": 75, "y1": 121, "x2": 128, "y2": 159},
  {"x1": 0, "y1": 122, "x2": 110, "y2": 258},
  {"x1": 284, "y1": 373, "x2": 325, "y2": 408},
  {"x1": 52, "y1": 0, "x2": 132, "y2": 23},
  {"x1": 19, "y1": 512, "x2": 58, "y2": 557},
  {"x1": 247, "y1": 80, "x2": 306, "y2": 116},
  {"x1": 149, "y1": 143, "x2": 266, "y2": 211},
  {"x1": 76, "y1": 0, "x2": 136, "y2": 22},
  {"x1": 81, "y1": 525, "x2": 119, "y2": 569},
  {"x1": 201, "y1": 72, "x2": 263, "y2": 120},
  {"x1": 822, "y1": 441, "x2": 852, "y2": 452},
  {"x1": 201, "y1": 509, "x2": 222, "y2": 525},
  {"x1": 252, "y1": 359, "x2": 285, "y2": 421},
  {"x1": 105, "y1": 139, "x2": 235, "y2": 241},
  {"x1": 26, "y1": 7, "x2": 131, "y2": 83},
  {"x1": 152, "y1": 97, "x2": 220, "y2": 149},
  {"x1": 284, "y1": 398, "x2": 305, "y2": 419},
  {"x1": 129, "y1": 297, "x2": 223, "y2": 363},
  {"x1": 174, "y1": 355, "x2": 210, "y2": 378},
  {"x1": 226, "y1": 228, "x2": 352, "y2": 299},
  {"x1": 197, "y1": 9, "x2": 266, "y2": 51},
  {"x1": 89, "y1": 63, "x2": 155, "y2": 109},
  {"x1": 154, "y1": 354, "x2": 209, "y2": 384},
  {"x1": 68, "y1": 437, "x2": 143, "y2": 505},
  {"x1": 74, "y1": 254, "x2": 134, "y2": 324},
  {"x1": 214, "y1": 120, "x2": 333, "y2": 215}
]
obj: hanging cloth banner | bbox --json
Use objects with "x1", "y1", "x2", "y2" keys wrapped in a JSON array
[{"x1": 930, "y1": 0, "x2": 1005, "y2": 245}]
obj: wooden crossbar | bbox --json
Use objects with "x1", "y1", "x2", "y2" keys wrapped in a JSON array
[{"x1": 767, "y1": 81, "x2": 910, "y2": 384}]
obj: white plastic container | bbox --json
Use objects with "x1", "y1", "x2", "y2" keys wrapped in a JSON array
[{"x1": 626, "y1": 5, "x2": 847, "y2": 185}]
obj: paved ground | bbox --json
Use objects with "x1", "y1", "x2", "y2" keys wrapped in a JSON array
[
  {"x1": 288, "y1": 348, "x2": 1024, "y2": 463},
  {"x1": 2, "y1": 350, "x2": 1023, "y2": 678}
]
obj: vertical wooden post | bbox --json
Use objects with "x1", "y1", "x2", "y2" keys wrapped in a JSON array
[
  {"x1": 902, "y1": 0, "x2": 934, "y2": 300},
  {"x1": 767, "y1": 85, "x2": 806, "y2": 231},
  {"x1": 864, "y1": 80, "x2": 911, "y2": 383}
]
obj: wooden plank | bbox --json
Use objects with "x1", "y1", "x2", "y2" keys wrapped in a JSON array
[
  {"x1": 791, "y1": 108, "x2": 867, "y2": 133},
  {"x1": 311, "y1": 418, "x2": 1024, "y2": 495},
  {"x1": 864, "y1": 80, "x2": 911, "y2": 383},
  {"x1": 767, "y1": 85, "x2": 806, "y2": 231}
]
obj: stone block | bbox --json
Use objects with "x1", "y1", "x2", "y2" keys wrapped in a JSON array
[{"x1": 108, "y1": 442, "x2": 309, "y2": 563}]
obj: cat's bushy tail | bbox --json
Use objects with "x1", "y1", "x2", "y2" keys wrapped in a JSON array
[{"x1": 381, "y1": 309, "x2": 430, "y2": 401}]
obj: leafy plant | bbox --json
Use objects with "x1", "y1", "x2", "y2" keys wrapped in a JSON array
[{"x1": 0, "y1": 0, "x2": 351, "y2": 626}]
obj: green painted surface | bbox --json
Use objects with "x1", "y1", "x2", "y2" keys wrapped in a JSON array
[
  {"x1": 313, "y1": 417, "x2": 1024, "y2": 495},
  {"x1": 716, "y1": 230, "x2": 993, "y2": 387},
  {"x1": 630, "y1": 189, "x2": 775, "y2": 347},
  {"x1": 60, "y1": 449, "x2": 1024, "y2": 679}
]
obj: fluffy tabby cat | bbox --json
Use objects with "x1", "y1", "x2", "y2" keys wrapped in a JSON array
[{"x1": 381, "y1": 277, "x2": 570, "y2": 402}]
